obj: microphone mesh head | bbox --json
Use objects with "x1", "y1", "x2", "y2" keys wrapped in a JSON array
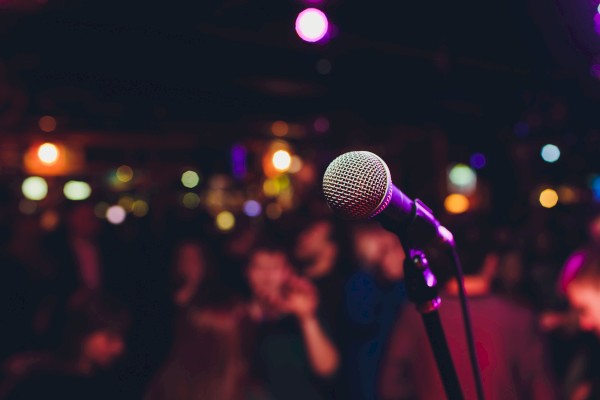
[{"x1": 322, "y1": 151, "x2": 392, "y2": 219}]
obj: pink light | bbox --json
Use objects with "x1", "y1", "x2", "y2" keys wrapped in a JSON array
[{"x1": 295, "y1": 8, "x2": 328, "y2": 43}]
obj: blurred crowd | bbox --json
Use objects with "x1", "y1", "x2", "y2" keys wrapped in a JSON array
[{"x1": 0, "y1": 189, "x2": 600, "y2": 400}]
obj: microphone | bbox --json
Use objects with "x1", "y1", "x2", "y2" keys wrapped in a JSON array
[{"x1": 322, "y1": 151, "x2": 454, "y2": 248}]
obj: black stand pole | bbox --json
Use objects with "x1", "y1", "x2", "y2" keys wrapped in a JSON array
[{"x1": 404, "y1": 249, "x2": 464, "y2": 400}]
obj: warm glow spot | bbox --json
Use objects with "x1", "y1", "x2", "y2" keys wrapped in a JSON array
[
  {"x1": 271, "y1": 121, "x2": 289, "y2": 137},
  {"x1": 37, "y1": 143, "x2": 59, "y2": 165},
  {"x1": 272, "y1": 150, "x2": 292, "y2": 172},
  {"x1": 19, "y1": 199, "x2": 37, "y2": 215},
  {"x1": 215, "y1": 211, "x2": 235, "y2": 231},
  {"x1": 40, "y1": 210, "x2": 60, "y2": 231},
  {"x1": 116, "y1": 165, "x2": 134, "y2": 183},
  {"x1": 539, "y1": 188, "x2": 559, "y2": 208},
  {"x1": 132, "y1": 200, "x2": 149, "y2": 217},
  {"x1": 182, "y1": 192, "x2": 200, "y2": 209},
  {"x1": 39, "y1": 115, "x2": 57, "y2": 132},
  {"x1": 444, "y1": 193, "x2": 470, "y2": 214},
  {"x1": 265, "y1": 203, "x2": 283, "y2": 219}
]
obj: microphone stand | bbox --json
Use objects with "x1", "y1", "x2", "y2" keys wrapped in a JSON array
[{"x1": 403, "y1": 248, "x2": 465, "y2": 400}]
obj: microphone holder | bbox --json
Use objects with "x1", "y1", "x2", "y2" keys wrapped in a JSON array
[{"x1": 403, "y1": 248, "x2": 465, "y2": 400}]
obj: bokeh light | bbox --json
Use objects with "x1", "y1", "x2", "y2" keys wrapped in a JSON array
[
  {"x1": 39, "y1": 115, "x2": 57, "y2": 132},
  {"x1": 444, "y1": 193, "x2": 470, "y2": 214},
  {"x1": 243, "y1": 200, "x2": 262, "y2": 217},
  {"x1": 22, "y1": 176, "x2": 48, "y2": 201},
  {"x1": 132, "y1": 200, "x2": 149, "y2": 217},
  {"x1": 216, "y1": 211, "x2": 235, "y2": 231},
  {"x1": 106, "y1": 205, "x2": 127, "y2": 224},
  {"x1": 470, "y1": 153, "x2": 486, "y2": 169},
  {"x1": 541, "y1": 144, "x2": 560, "y2": 163},
  {"x1": 263, "y1": 179, "x2": 281, "y2": 197},
  {"x1": 313, "y1": 116, "x2": 330, "y2": 133},
  {"x1": 182, "y1": 192, "x2": 200, "y2": 209},
  {"x1": 289, "y1": 156, "x2": 303, "y2": 174},
  {"x1": 40, "y1": 210, "x2": 60, "y2": 231},
  {"x1": 265, "y1": 203, "x2": 283, "y2": 219},
  {"x1": 181, "y1": 170, "x2": 200, "y2": 188},
  {"x1": 118, "y1": 196, "x2": 135, "y2": 211},
  {"x1": 116, "y1": 165, "x2": 134, "y2": 182},
  {"x1": 271, "y1": 121, "x2": 289, "y2": 137},
  {"x1": 19, "y1": 199, "x2": 37, "y2": 215},
  {"x1": 295, "y1": 8, "x2": 328, "y2": 43},
  {"x1": 539, "y1": 188, "x2": 559, "y2": 208},
  {"x1": 272, "y1": 150, "x2": 292, "y2": 172},
  {"x1": 37, "y1": 143, "x2": 59, "y2": 165},
  {"x1": 63, "y1": 180, "x2": 92, "y2": 201}
]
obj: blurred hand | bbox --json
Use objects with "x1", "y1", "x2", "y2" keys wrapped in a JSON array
[{"x1": 278, "y1": 275, "x2": 319, "y2": 321}]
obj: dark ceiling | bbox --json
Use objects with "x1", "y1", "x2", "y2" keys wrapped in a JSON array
[{"x1": 0, "y1": 0, "x2": 599, "y2": 143}]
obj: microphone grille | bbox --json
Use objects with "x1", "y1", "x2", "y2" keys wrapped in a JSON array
[{"x1": 322, "y1": 151, "x2": 392, "y2": 219}]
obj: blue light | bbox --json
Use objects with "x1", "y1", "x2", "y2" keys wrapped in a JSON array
[
  {"x1": 470, "y1": 153, "x2": 487, "y2": 169},
  {"x1": 231, "y1": 143, "x2": 247, "y2": 179},
  {"x1": 592, "y1": 176, "x2": 600, "y2": 201},
  {"x1": 541, "y1": 144, "x2": 560, "y2": 163}
]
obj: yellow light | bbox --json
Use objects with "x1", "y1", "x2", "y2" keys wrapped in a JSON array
[
  {"x1": 182, "y1": 192, "x2": 200, "y2": 209},
  {"x1": 118, "y1": 196, "x2": 135, "y2": 211},
  {"x1": 215, "y1": 211, "x2": 235, "y2": 231},
  {"x1": 37, "y1": 143, "x2": 59, "y2": 165},
  {"x1": 444, "y1": 193, "x2": 470, "y2": 214},
  {"x1": 22, "y1": 176, "x2": 48, "y2": 201},
  {"x1": 63, "y1": 181, "x2": 92, "y2": 201},
  {"x1": 181, "y1": 170, "x2": 201, "y2": 188},
  {"x1": 265, "y1": 203, "x2": 283, "y2": 219},
  {"x1": 263, "y1": 179, "x2": 281, "y2": 197},
  {"x1": 272, "y1": 150, "x2": 291, "y2": 172},
  {"x1": 39, "y1": 115, "x2": 57, "y2": 132},
  {"x1": 116, "y1": 165, "x2": 133, "y2": 183},
  {"x1": 132, "y1": 200, "x2": 149, "y2": 217},
  {"x1": 271, "y1": 120, "x2": 289, "y2": 137},
  {"x1": 539, "y1": 188, "x2": 559, "y2": 208}
]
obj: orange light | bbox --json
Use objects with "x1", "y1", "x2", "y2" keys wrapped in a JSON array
[
  {"x1": 24, "y1": 141, "x2": 84, "y2": 176},
  {"x1": 271, "y1": 121, "x2": 289, "y2": 137},
  {"x1": 444, "y1": 193, "x2": 470, "y2": 214},
  {"x1": 38, "y1": 116, "x2": 57, "y2": 132}
]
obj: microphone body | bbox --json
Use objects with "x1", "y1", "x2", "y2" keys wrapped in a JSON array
[{"x1": 322, "y1": 151, "x2": 453, "y2": 248}]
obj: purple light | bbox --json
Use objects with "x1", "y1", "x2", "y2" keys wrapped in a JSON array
[
  {"x1": 514, "y1": 121, "x2": 529, "y2": 137},
  {"x1": 295, "y1": 8, "x2": 328, "y2": 43},
  {"x1": 231, "y1": 143, "x2": 247, "y2": 180},
  {"x1": 591, "y1": 64, "x2": 600, "y2": 79},
  {"x1": 470, "y1": 153, "x2": 487, "y2": 169},
  {"x1": 243, "y1": 200, "x2": 262, "y2": 217},
  {"x1": 313, "y1": 116, "x2": 330, "y2": 133}
]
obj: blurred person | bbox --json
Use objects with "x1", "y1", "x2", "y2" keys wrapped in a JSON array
[
  {"x1": 0, "y1": 291, "x2": 130, "y2": 400},
  {"x1": 293, "y1": 216, "x2": 354, "y2": 337},
  {"x1": 378, "y1": 226, "x2": 557, "y2": 400},
  {"x1": 145, "y1": 237, "x2": 251, "y2": 400},
  {"x1": 340, "y1": 222, "x2": 407, "y2": 400},
  {"x1": 555, "y1": 245, "x2": 600, "y2": 399},
  {"x1": 40, "y1": 200, "x2": 126, "y2": 348},
  {"x1": 245, "y1": 237, "x2": 340, "y2": 400}
]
